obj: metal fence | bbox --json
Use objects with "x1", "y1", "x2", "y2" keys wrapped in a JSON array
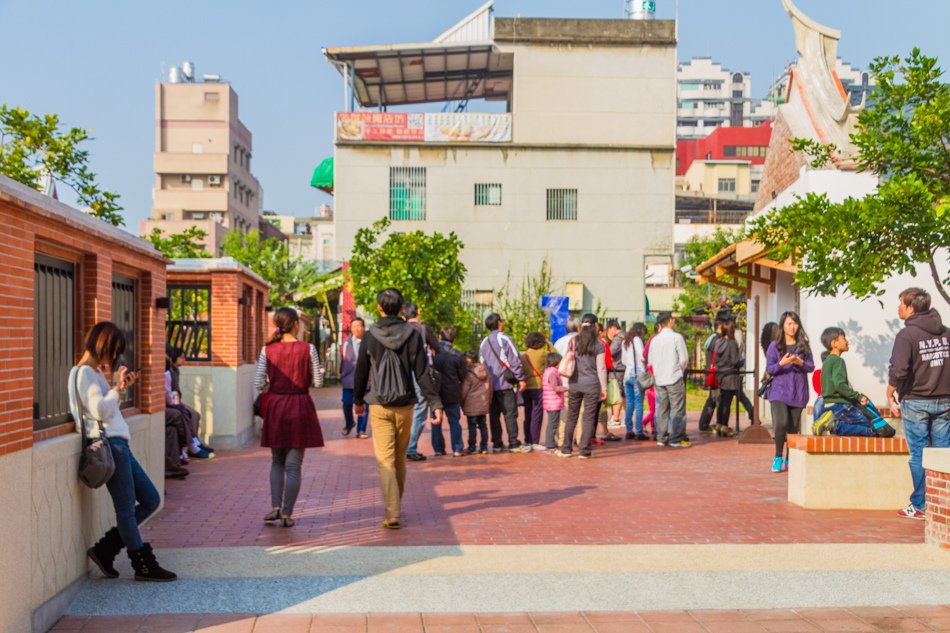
[
  {"x1": 33, "y1": 255, "x2": 75, "y2": 430},
  {"x1": 166, "y1": 286, "x2": 211, "y2": 361},
  {"x1": 111, "y1": 276, "x2": 136, "y2": 409}
]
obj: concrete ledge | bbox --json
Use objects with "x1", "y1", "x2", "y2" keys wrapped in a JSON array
[
  {"x1": 924, "y1": 447, "x2": 950, "y2": 473},
  {"x1": 787, "y1": 433, "x2": 912, "y2": 509}
]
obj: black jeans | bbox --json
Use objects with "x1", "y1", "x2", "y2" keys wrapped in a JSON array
[
  {"x1": 467, "y1": 414, "x2": 488, "y2": 451},
  {"x1": 771, "y1": 401, "x2": 803, "y2": 458},
  {"x1": 561, "y1": 390, "x2": 600, "y2": 457},
  {"x1": 717, "y1": 389, "x2": 737, "y2": 428},
  {"x1": 489, "y1": 388, "x2": 521, "y2": 449}
]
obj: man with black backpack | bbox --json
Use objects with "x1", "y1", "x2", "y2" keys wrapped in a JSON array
[{"x1": 354, "y1": 288, "x2": 443, "y2": 530}]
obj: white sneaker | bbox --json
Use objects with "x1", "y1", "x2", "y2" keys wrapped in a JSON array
[
  {"x1": 607, "y1": 419, "x2": 623, "y2": 428},
  {"x1": 532, "y1": 444, "x2": 547, "y2": 452},
  {"x1": 514, "y1": 444, "x2": 532, "y2": 453},
  {"x1": 553, "y1": 450, "x2": 572, "y2": 458}
]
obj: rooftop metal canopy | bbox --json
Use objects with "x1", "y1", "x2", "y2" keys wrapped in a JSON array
[{"x1": 323, "y1": 41, "x2": 513, "y2": 108}]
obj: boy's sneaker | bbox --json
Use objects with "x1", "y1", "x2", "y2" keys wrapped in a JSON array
[
  {"x1": 656, "y1": 438, "x2": 667, "y2": 447},
  {"x1": 771, "y1": 456, "x2": 783, "y2": 473},
  {"x1": 670, "y1": 440, "x2": 692, "y2": 448},
  {"x1": 897, "y1": 504, "x2": 925, "y2": 520},
  {"x1": 812, "y1": 411, "x2": 836, "y2": 436},
  {"x1": 782, "y1": 458, "x2": 789, "y2": 472}
]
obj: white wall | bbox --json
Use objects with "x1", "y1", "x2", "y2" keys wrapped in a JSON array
[{"x1": 180, "y1": 364, "x2": 258, "y2": 450}]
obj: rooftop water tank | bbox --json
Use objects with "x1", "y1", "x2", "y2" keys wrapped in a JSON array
[{"x1": 625, "y1": 0, "x2": 656, "y2": 19}]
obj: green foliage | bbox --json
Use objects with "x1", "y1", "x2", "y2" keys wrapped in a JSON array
[
  {"x1": 0, "y1": 105, "x2": 123, "y2": 226},
  {"x1": 673, "y1": 227, "x2": 745, "y2": 322},
  {"x1": 749, "y1": 50, "x2": 950, "y2": 306},
  {"x1": 494, "y1": 258, "x2": 555, "y2": 347},
  {"x1": 348, "y1": 217, "x2": 466, "y2": 328},
  {"x1": 788, "y1": 138, "x2": 836, "y2": 169},
  {"x1": 222, "y1": 229, "x2": 331, "y2": 308},
  {"x1": 146, "y1": 226, "x2": 211, "y2": 259}
]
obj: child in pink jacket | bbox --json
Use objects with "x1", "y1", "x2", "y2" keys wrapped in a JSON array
[{"x1": 542, "y1": 352, "x2": 568, "y2": 450}]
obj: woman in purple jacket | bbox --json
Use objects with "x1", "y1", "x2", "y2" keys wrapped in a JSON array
[{"x1": 765, "y1": 311, "x2": 814, "y2": 473}]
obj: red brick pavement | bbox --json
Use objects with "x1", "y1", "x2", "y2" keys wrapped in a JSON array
[
  {"x1": 51, "y1": 606, "x2": 950, "y2": 632},
  {"x1": 142, "y1": 389, "x2": 922, "y2": 549}
]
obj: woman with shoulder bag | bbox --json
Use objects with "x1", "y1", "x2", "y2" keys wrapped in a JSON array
[
  {"x1": 256, "y1": 307, "x2": 324, "y2": 528},
  {"x1": 557, "y1": 313, "x2": 608, "y2": 459},
  {"x1": 765, "y1": 312, "x2": 815, "y2": 474},
  {"x1": 70, "y1": 322, "x2": 176, "y2": 582},
  {"x1": 622, "y1": 323, "x2": 650, "y2": 440}
]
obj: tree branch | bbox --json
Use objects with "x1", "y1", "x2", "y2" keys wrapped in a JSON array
[{"x1": 928, "y1": 250, "x2": 950, "y2": 307}]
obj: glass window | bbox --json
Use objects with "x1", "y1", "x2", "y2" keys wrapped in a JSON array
[
  {"x1": 678, "y1": 82, "x2": 700, "y2": 91},
  {"x1": 546, "y1": 189, "x2": 578, "y2": 221},
  {"x1": 718, "y1": 178, "x2": 736, "y2": 193},
  {"x1": 389, "y1": 167, "x2": 426, "y2": 221},
  {"x1": 474, "y1": 183, "x2": 502, "y2": 206},
  {"x1": 723, "y1": 146, "x2": 738, "y2": 157},
  {"x1": 751, "y1": 180, "x2": 760, "y2": 193}
]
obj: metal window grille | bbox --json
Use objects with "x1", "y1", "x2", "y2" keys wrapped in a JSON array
[
  {"x1": 474, "y1": 183, "x2": 502, "y2": 206},
  {"x1": 241, "y1": 286, "x2": 254, "y2": 363},
  {"x1": 718, "y1": 178, "x2": 736, "y2": 193},
  {"x1": 33, "y1": 255, "x2": 76, "y2": 431},
  {"x1": 111, "y1": 276, "x2": 137, "y2": 409},
  {"x1": 389, "y1": 167, "x2": 426, "y2": 221},
  {"x1": 166, "y1": 286, "x2": 212, "y2": 361},
  {"x1": 546, "y1": 189, "x2": 578, "y2": 221}
]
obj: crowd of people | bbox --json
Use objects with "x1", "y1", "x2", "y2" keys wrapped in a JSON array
[{"x1": 67, "y1": 286, "x2": 947, "y2": 583}]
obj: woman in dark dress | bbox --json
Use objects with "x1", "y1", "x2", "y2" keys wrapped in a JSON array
[{"x1": 255, "y1": 307, "x2": 324, "y2": 527}]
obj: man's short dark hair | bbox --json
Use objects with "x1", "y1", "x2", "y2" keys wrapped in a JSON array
[
  {"x1": 402, "y1": 302, "x2": 419, "y2": 320},
  {"x1": 351, "y1": 317, "x2": 365, "y2": 327},
  {"x1": 485, "y1": 313, "x2": 502, "y2": 331},
  {"x1": 820, "y1": 326, "x2": 846, "y2": 351},
  {"x1": 656, "y1": 312, "x2": 674, "y2": 327},
  {"x1": 377, "y1": 288, "x2": 403, "y2": 317},
  {"x1": 899, "y1": 287, "x2": 931, "y2": 313},
  {"x1": 440, "y1": 325, "x2": 457, "y2": 343}
]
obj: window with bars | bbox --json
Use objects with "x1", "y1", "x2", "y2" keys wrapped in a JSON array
[
  {"x1": 33, "y1": 255, "x2": 76, "y2": 431},
  {"x1": 166, "y1": 286, "x2": 211, "y2": 361},
  {"x1": 241, "y1": 285, "x2": 255, "y2": 364},
  {"x1": 718, "y1": 178, "x2": 737, "y2": 193},
  {"x1": 111, "y1": 275, "x2": 137, "y2": 409},
  {"x1": 546, "y1": 189, "x2": 578, "y2": 221},
  {"x1": 389, "y1": 167, "x2": 426, "y2": 221},
  {"x1": 474, "y1": 183, "x2": 502, "y2": 206}
]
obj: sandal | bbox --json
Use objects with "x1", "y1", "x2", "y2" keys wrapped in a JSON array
[
  {"x1": 263, "y1": 507, "x2": 281, "y2": 522},
  {"x1": 280, "y1": 515, "x2": 295, "y2": 528},
  {"x1": 382, "y1": 519, "x2": 402, "y2": 530}
]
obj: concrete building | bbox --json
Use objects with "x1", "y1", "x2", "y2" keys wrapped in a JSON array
[
  {"x1": 142, "y1": 62, "x2": 263, "y2": 255},
  {"x1": 677, "y1": 57, "x2": 776, "y2": 139},
  {"x1": 263, "y1": 206, "x2": 338, "y2": 270},
  {"x1": 324, "y1": 4, "x2": 676, "y2": 322}
]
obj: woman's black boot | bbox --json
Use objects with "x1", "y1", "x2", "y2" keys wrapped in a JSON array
[
  {"x1": 87, "y1": 527, "x2": 124, "y2": 579},
  {"x1": 128, "y1": 543, "x2": 177, "y2": 582}
]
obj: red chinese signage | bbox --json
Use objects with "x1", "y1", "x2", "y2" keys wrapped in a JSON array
[{"x1": 336, "y1": 112, "x2": 424, "y2": 142}]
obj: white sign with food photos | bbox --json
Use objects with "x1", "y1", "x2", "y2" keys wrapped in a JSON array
[{"x1": 423, "y1": 112, "x2": 512, "y2": 143}]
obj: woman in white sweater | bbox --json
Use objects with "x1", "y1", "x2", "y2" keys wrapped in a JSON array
[{"x1": 69, "y1": 322, "x2": 176, "y2": 582}]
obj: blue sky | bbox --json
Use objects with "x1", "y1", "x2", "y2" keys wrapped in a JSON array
[{"x1": 1, "y1": 0, "x2": 948, "y2": 232}]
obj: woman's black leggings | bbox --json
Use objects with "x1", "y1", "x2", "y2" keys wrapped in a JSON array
[
  {"x1": 771, "y1": 402, "x2": 803, "y2": 458},
  {"x1": 717, "y1": 389, "x2": 737, "y2": 428}
]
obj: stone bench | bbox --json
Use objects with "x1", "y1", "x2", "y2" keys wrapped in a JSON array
[
  {"x1": 786, "y1": 434, "x2": 911, "y2": 510},
  {"x1": 924, "y1": 448, "x2": 950, "y2": 549}
]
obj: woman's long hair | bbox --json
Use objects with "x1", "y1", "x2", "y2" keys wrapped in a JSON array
[
  {"x1": 721, "y1": 320, "x2": 736, "y2": 341},
  {"x1": 267, "y1": 307, "x2": 300, "y2": 345},
  {"x1": 776, "y1": 311, "x2": 811, "y2": 357},
  {"x1": 574, "y1": 313, "x2": 600, "y2": 356},
  {"x1": 623, "y1": 322, "x2": 648, "y2": 347},
  {"x1": 80, "y1": 322, "x2": 126, "y2": 371},
  {"x1": 760, "y1": 322, "x2": 779, "y2": 357}
]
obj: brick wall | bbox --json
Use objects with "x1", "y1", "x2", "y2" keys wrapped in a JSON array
[
  {"x1": 926, "y1": 470, "x2": 950, "y2": 548},
  {"x1": 0, "y1": 178, "x2": 168, "y2": 455},
  {"x1": 787, "y1": 434, "x2": 908, "y2": 454},
  {"x1": 753, "y1": 110, "x2": 807, "y2": 212}
]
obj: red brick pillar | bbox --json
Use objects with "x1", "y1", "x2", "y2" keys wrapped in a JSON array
[
  {"x1": 924, "y1": 448, "x2": 950, "y2": 549},
  {"x1": 139, "y1": 271, "x2": 166, "y2": 413},
  {"x1": 211, "y1": 271, "x2": 240, "y2": 368},
  {"x1": 0, "y1": 223, "x2": 35, "y2": 454}
]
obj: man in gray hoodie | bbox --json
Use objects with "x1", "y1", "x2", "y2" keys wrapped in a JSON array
[
  {"x1": 887, "y1": 287, "x2": 950, "y2": 520},
  {"x1": 354, "y1": 288, "x2": 443, "y2": 529},
  {"x1": 479, "y1": 313, "x2": 528, "y2": 452}
]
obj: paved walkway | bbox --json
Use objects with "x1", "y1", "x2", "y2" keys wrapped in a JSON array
[{"x1": 58, "y1": 389, "x2": 950, "y2": 630}]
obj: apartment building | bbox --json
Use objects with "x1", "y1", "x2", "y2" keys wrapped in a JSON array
[
  {"x1": 677, "y1": 57, "x2": 776, "y2": 139},
  {"x1": 142, "y1": 63, "x2": 262, "y2": 254}
]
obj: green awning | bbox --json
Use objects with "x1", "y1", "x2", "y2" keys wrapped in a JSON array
[{"x1": 310, "y1": 157, "x2": 333, "y2": 194}]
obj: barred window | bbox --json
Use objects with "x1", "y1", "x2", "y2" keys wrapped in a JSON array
[
  {"x1": 33, "y1": 255, "x2": 76, "y2": 431},
  {"x1": 166, "y1": 286, "x2": 211, "y2": 361},
  {"x1": 111, "y1": 275, "x2": 137, "y2": 409},
  {"x1": 546, "y1": 189, "x2": 578, "y2": 221},
  {"x1": 389, "y1": 167, "x2": 426, "y2": 221},
  {"x1": 718, "y1": 178, "x2": 736, "y2": 193},
  {"x1": 474, "y1": 183, "x2": 502, "y2": 206}
]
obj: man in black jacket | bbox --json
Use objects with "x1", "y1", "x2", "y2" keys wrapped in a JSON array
[
  {"x1": 354, "y1": 288, "x2": 442, "y2": 529},
  {"x1": 432, "y1": 326, "x2": 469, "y2": 456},
  {"x1": 887, "y1": 287, "x2": 950, "y2": 520}
]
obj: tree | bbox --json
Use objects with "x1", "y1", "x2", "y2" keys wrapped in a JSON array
[
  {"x1": 146, "y1": 226, "x2": 211, "y2": 259},
  {"x1": 493, "y1": 258, "x2": 556, "y2": 347},
  {"x1": 222, "y1": 229, "x2": 330, "y2": 308},
  {"x1": 0, "y1": 105, "x2": 123, "y2": 226},
  {"x1": 348, "y1": 217, "x2": 466, "y2": 328},
  {"x1": 674, "y1": 227, "x2": 746, "y2": 324},
  {"x1": 748, "y1": 50, "x2": 950, "y2": 306}
]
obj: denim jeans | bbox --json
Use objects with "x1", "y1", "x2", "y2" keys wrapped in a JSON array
[
  {"x1": 105, "y1": 438, "x2": 160, "y2": 552},
  {"x1": 623, "y1": 376, "x2": 644, "y2": 434},
  {"x1": 828, "y1": 403, "x2": 874, "y2": 437},
  {"x1": 342, "y1": 388, "x2": 368, "y2": 434},
  {"x1": 408, "y1": 377, "x2": 428, "y2": 455},
  {"x1": 902, "y1": 397, "x2": 950, "y2": 510},
  {"x1": 432, "y1": 403, "x2": 464, "y2": 453},
  {"x1": 467, "y1": 414, "x2": 488, "y2": 451}
]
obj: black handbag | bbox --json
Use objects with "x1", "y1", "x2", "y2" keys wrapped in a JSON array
[
  {"x1": 73, "y1": 368, "x2": 116, "y2": 489},
  {"x1": 757, "y1": 374, "x2": 773, "y2": 399}
]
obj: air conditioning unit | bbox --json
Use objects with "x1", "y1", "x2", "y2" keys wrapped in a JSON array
[
  {"x1": 180, "y1": 174, "x2": 192, "y2": 184},
  {"x1": 208, "y1": 175, "x2": 222, "y2": 186}
]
